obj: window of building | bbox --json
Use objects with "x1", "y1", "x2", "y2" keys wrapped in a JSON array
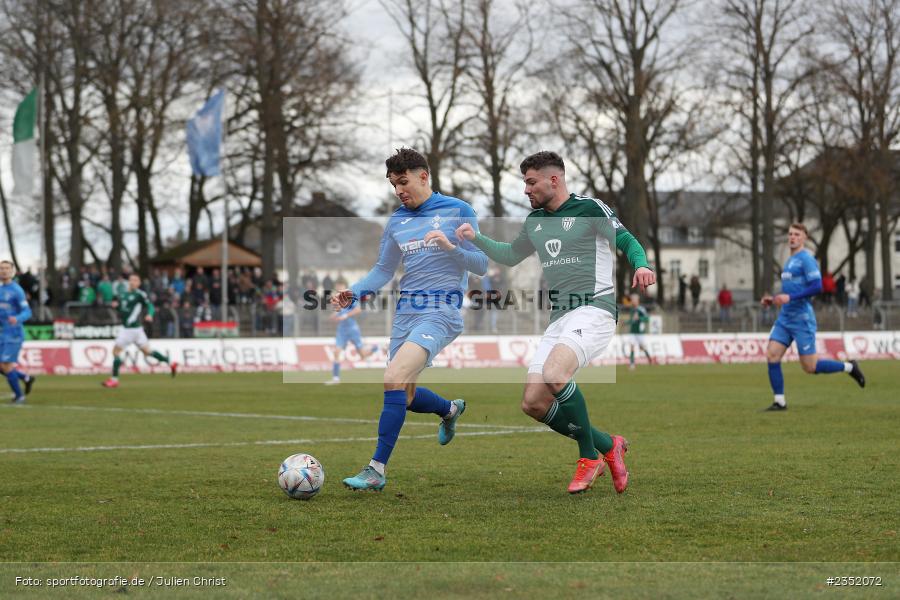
[
  {"x1": 688, "y1": 226, "x2": 704, "y2": 244},
  {"x1": 698, "y1": 258, "x2": 709, "y2": 279},
  {"x1": 895, "y1": 233, "x2": 900, "y2": 253},
  {"x1": 660, "y1": 227, "x2": 674, "y2": 244},
  {"x1": 669, "y1": 259, "x2": 681, "y2": 278}
]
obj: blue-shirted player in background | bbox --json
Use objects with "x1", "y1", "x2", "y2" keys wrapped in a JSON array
[
  {"x1": 332, "y1": 148, "x2": 488, "y2": 491},
  {"x1": 0, "y1": 260, "x2": 36, "y2": 404},
  {"x1": 325, "y1": 280, "x2": 380, "y2": 385},
  {"x1": 761, "y1": 224, "x2": 864, "y2": 411}
]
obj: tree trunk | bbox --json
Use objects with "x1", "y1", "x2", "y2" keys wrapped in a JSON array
[
  {"x1": 42, "y1": 83, "x2": 58, "y2": 305},
  {"x1": 878, "y1": 190, "x2": 893, "y2": 301},
  {"x1": 106, "y1": 118, "x2": 126, "y2": 273},
  {"x1": 139, "y1": 164, "x2": 164, "y2": 255},
  {"x1": 761, "y1": 73, "x2": 776, "y2": 295},
  {"x1": 864, "y1": 193, "x2": 877, "y2": 301},
  {"x1": 68, "y1": 199, "x2": 84, "y2": 271},
  {"x1": 133, "y1": 155, "x2": 154, "y2": 277},
  {"x1": 490, "y1": 145, "x2": 503, "y2": 217},
  {"x1": 261, "y1": 141, "x2": 276, "y2": 279},
  {"x1": 817, "y1": 224, "x2": 833, "y2": 274},
  {"x1": 0, "y1": 180, "x2": 20, "y2": 270},
  {"x1": 623, "y1": 101, "x2": 650, "y2": 242},
  {"x1": 188, "y1": 175, "x2": 206, "y2": 242}
]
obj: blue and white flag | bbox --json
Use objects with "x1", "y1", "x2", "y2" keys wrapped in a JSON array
[{"x1": 186, "y1": 89, "x2": 225, "y2": 177}]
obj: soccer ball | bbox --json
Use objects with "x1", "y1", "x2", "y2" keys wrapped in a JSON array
[{"x1": 277, "y1": 453, "x2": 325, "y2": 500}]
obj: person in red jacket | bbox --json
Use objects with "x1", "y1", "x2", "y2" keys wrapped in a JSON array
[
  {"x1": 821, "y1": 271, "x2": 836, "y2": 304},
  {"x1": 718, "y1": 284, "x2": 733, "y2": 323}
]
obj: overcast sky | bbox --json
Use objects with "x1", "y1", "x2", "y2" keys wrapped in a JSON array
[{"x1": 0, "y1": 0, "x2": 699, "y2": 272}]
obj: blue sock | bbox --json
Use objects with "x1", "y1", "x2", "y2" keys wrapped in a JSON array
[
  {"x1": 6, "y1": 372, "x2": 23, "y2": 398},
  {"x1": 407, "y1": 387, "x2": 452, "y2": 417},
  {"x1": 815, "y1": 359, "x2": 845, "y2": 374},
  {"x1": 372, "y1": 390, "x2": 407, "y2": 465},
  {"x1": 332, "y1": 362, "x2": 340, "y2": 378},
  {"x1": 767, "y1": 362, "x2": 784, "y2": 395}
]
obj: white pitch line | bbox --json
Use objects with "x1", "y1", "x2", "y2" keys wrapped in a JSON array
[
  {"x1": 0, "y1": 428, "x2": 548, "y2": 454},
  {"x1": 6, "y1": 404, "x2": 531, "y2": 430}
]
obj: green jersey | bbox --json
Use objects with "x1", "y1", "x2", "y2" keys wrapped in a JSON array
[
  {"x1": 473, "y1": 194, "x2": 650, "y2": 323},
  {"x1": 626, "y1": 305, "x2": 649, "y2": 334},
  {"x1": 115, "y1": 288, "x2": 154, "y2": 328}
]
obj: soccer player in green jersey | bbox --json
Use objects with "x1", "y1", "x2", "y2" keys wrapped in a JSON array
[
  {"x1": 102, "y1": 274, "x2": 177, "y2": 388},
  {"x1": 625, "y1": 292, "x2": 655, "y2": 370},
  {"x1": 457, "y1": 151, "x2": 655, "y2": 494}
]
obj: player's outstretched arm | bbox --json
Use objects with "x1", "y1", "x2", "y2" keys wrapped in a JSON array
[
  {"x1": 347, "y1": 226, "x2": 402, "y2": 308},
  {"x1": 458, "y1": 222, "x2": 534, "y2": 267},
  {"x1": 425, "y1": 226, "x2": 488, "y2": 276},
  {"x1": 613, "y1": 228, "x2": 656, "y2": 291}
]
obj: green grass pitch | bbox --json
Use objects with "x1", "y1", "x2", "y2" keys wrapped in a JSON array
[{"x1": 1, "y1": 363, "x2": 898, "y2": 598}]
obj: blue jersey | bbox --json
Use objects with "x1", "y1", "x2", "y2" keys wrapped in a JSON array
[
  {"x1": 0, "y1": 281, "x2": 31, "y2": 339},
  {"x1": 351, "y1": 192, "x2": 488, "y2": 315},
  {"x1": 336, "y1": 307, "x2": 360, "y2": 335},
  {"x1": 778, "y1": 249, "x2": 821, "y2": 322}
]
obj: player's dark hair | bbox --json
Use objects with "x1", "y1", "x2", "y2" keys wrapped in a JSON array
[
  {"x1": 520, "y1": 151, "x2": 565, "y2": 175},
  {"x1": 385, "y1": 147, "x2": 430, "y2": 177},
  {"x1": 789, "y1": 222, "x2": 808, "y2": 236}
]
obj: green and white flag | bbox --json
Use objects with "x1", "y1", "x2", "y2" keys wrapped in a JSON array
[{"x1": 12, "y1": 88, "x2": 38, "y2": 196}]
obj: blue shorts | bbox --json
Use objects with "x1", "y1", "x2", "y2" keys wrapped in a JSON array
[
  {"x1": 769, "y1": 315, "x2": 817, "y2": 355},
  {"x1": 335, "y1": 326, "x2": 364, "y2": 350},
  {"x1": 389, "y1": 311, "x2": 464, "y2": 367},
  {"x1": 0, "y1": 336, "x2": 23, "y2": 363}
]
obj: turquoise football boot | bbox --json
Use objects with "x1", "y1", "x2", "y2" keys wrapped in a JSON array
[
  {"x1": 438, "y1": 399, "x2": 466, "y2": 445},
  {"x1": 342, "y1": 466, "x2": 386, "y2": 491}
]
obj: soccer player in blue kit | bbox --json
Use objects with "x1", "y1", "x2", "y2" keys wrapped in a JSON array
[
  {"x1": 325, "y1": 280, "x2": 380, "y2": 385},
  {"x1": 333, "y1": 148, "x2": 488, "y2": 491},
  {"x1": 0, "y1": 260, "x2": 36, "y2": 404},
  {"x1": 761, "y1": 224, "x2": 864, "y2": 411}
]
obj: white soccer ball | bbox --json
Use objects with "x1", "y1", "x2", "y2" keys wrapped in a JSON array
[{"x1": 277, "y1": 453, "x2": 325, "y2": 500}]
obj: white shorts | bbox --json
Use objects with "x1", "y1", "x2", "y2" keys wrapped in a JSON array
[
  {"x1": 528, "y1": 306, "x2": 617, "y2": 374},
  {"x1": 114, "y1": 327, "x2": 149, "y2": 349},
  {"x1": 628, "y1": 334, "x2": 647, "y2": 349}
]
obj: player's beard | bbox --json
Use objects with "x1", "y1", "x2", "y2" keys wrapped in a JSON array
[{"x1": 529, "y1": 192, "x2": 553, "y2": 210}]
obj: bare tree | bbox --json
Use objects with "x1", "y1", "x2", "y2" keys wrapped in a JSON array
[
  {"x1": 560, "y1": 0, "x2": 707, "y2": 301},
  {"x1": 89, "y1": 0, "x2": 143, "y2": 273},
  {"x1": 461, "y1": 0, "x2": 534, "y2": 217},
  {"x1": 714, "y1": 0, "x2": 815, "y2": 296},
  {"x1": 47, "y1": 0, "x2": 98, "y2": 274},
  {"x1": 0, "y1": 178, "x2": 20, "y2": 269},
  {"x1": 817, "y1": 0, "x2": 900, "y2": 300},
  {"x1": 126, "y1": 0, "x2": 206, "y2": 258},
  {"x1": 0, "y1": 0, "x2": 60, "y2": 299},
  {"x1": 380, "y1": 0, "x2": 470, "y2": 192},
  {"x1": 217, "y1": 0, "x2": 361, "y2": 278}
]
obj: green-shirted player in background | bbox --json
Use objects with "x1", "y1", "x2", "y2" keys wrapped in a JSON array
[
  {"x1": 102, "y1": 273, "x2": 177, "y2": 388},
  {"x1": 624, "y1": 292, "x2": 656, "y2": 370},
  {"x1": 457, "y1": 151, "x2": 656, "y2": 494}
]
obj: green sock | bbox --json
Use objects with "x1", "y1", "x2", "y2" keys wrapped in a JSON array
[
  {"x1": 592, "y1": 426, "x2": 613, "y2": 454},
  {"x1": 629, "y1": 348, "x2": 635, "y2": 366},
  {"x1": 547, "y1": 381, "x2": 598, "y2": 459},
  {"x1": 150, "y1": 351, "x2": 169, "y2": 364},
  {"x1": 542, "y1": 392, "x2": 611, "y2": 455},
  {"x1": 112, "y1": 357, "x2": 122, "y2": 377}
]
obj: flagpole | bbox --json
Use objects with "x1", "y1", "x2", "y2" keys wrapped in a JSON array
[
  {"x1": 221, "y1": 196, "x2": 228, "y2": 327},
  {"x1": 220, "y1": 95, "x2": 228, "y2": 331},
  {"x1": 37, "y1": 75, "x2": 46, "y2": 320}
]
